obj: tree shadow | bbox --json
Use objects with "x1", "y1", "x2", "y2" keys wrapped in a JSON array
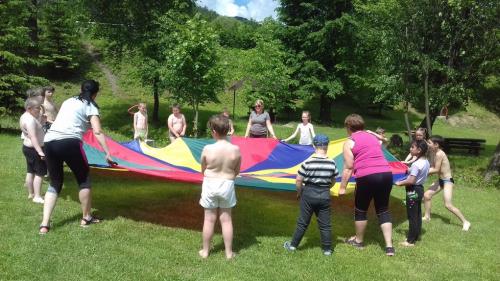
[{"x1": 60, "y1": 169, "x2": 408, "y2": 253}]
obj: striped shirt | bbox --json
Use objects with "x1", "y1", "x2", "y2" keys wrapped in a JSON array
[{"x1": 298, "y1": 156, "x2": 339, "y2": 188}]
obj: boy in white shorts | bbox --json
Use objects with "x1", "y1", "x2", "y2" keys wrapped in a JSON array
[{"x1": 199, "y1": 115, "x2": 241, "y2": 260}]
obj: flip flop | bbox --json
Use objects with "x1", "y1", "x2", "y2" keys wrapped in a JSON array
[
  {"x1": 345, "y1": 237, "x2": 364, "y2": 249},
  {"x1": 80, "y1": 216, "x2": 102, "y2": 227},
  {"x1": 39, "y1": 225, "x2": 50, "y2": 235}
]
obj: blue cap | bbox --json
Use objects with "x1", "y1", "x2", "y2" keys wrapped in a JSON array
[{"x1": 313, "y1": 134, "x2": 329, "y2": 146}]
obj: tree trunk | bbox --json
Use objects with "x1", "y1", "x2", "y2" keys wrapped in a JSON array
[
  {"x1": 485, "y1": 141, "x2": 500, "y2": 182},
  {"x1": 152, "y1": 76, "x2": 159, "y2": 123},
  {"x1": 319, "y1": 92, "x2": 332, "y2": 124},
  {"x1": 424, "y1": 63, "x2": 432, "y2": 136},
  {"x1": 404, "y1": 101, "x2": 412, "y2": 143},
  {"x1": 193, "y1": 103, "x2": 199, "y2": 138}
]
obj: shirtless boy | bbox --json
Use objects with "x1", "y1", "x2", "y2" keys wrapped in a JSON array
[
  {"x1": 423, "y1": 135, "x2": 471, "y2": 231},
  {"x1": 20, "y1": 97, "x2": 46, "y2": 203},
  {"x1": 42, "y1": 86, "x2": 58, "y2": 130},
  {"x1": 199, "y1": 115, "x2": 241, "y2": 260}
]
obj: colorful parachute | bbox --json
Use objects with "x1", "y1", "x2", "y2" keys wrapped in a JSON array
[{"x1": 83, "y1": 131, "x2": 408, "y2": 196}]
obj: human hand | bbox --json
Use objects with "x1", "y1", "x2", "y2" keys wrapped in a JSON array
[
  {"x1": 338, "y1": 187, "x2": 346, "y2": 195},
  {"x1": 38, "y1": 152, "x2": 45, "y2": 160},
  {"x1": 105, "y1": 154, "x2": 117, "y2": 166}
]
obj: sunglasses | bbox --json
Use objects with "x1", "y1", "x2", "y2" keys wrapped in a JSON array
[{"x1": 255, "y1": 105, "x2": 262, "y2": 108}]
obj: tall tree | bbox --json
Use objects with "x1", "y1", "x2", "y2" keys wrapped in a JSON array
[
  {"x1": 0, "y1": 0, "x2": 46, "y2": 113},
  {"x1": 84, "y1": 0, "x2": 195, "y2": 122},
  {"x1": 38, "y1": 0, "x2": 80, "y2": 77},
  {"x1": 278, "y1": 0, "x2": 355, "y2": 123},
  {"x1": 159, "y1": 13, "x2": 224, "y2": 137}
]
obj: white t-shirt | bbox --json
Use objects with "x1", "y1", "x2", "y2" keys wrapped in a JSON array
[
  {"x1": 20, "y1": 112, "x2": 45, "y2": 147},
  {"x1": 297, "y1": 123, "x2": 315, "y2": 145},
  {"x1": 44, "y1": 97, "x2": 99, "y2": 142},
  {"x1": 409, "y1": 158, "x2": 430, "y2": 185}
]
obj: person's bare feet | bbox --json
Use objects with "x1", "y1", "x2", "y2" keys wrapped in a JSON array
[
  {"x1": 422, "y1": 216, "x2": 430, "y2": 222},
  {"x1": 399, "y1": 241, "x2": 415, "y2": 247},
  {"x1": 198, "y1": 250, "x2": 209, "y2": 259},
  {"x1": 226, "y1": 252, "x2": 236, "y2": 260},
  {"x1": 462, "y1": 221, "x2": 471, "y2": 231}
]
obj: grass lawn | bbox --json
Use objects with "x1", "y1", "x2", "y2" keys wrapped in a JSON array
[{"x1": 1, "y1": 130, "x2": 500, "y2": 280}]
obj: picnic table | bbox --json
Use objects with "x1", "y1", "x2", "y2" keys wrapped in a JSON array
[{"x1": 443, "y1": 137, "x2": 486, "y2": 156}]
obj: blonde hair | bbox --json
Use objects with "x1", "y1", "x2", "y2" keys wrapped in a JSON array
[
  {"x1": 302, "y1": 111, "x2": 311, "y2": 121},
  {"x1": 255, "y1": 99, "x2": 264, "y2": 107},
  {"x1": 344, "y1": 114, "x2": 365, "y2": 132}
]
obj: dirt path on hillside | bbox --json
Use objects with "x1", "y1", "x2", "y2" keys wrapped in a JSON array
[{"x1": 83, "y1": 43, "x2": 123, "y2": 97}]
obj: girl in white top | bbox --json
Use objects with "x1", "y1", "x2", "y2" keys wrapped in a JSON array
[
  {"x1": 283, "y1": 111, "x2": 316, "y2": 145},
  {"x1": 167, "y1": 104, "x2": 187, "y2": 143},
  {"x1": 128, "y1": 103, "x2": 148, "y2": 140}
]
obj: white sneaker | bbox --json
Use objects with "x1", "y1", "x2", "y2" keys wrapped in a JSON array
[{"x1": 32, "y1": 197, "x2": 45, "y2": 204}]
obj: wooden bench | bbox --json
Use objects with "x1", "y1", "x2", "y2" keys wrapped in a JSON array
[{"x1": 443, "y1": 138, "x2": 486, "y2": 156}]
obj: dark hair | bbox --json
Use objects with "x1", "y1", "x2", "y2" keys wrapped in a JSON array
[
  {"x1": 411, "y1": 139, "x2": 428, "y2": 157},
  {"x1": 429, "y1": 135, "x2": 445, "y2": 149},
  {"x1": 78, "y1": 80, "x2": 99, "y2": 108},
  {"x1": 208, "y1": 114, "x2": 229, "y2": 136},
  {"x1": 344, "y1": 114, "x2": 365, "y2": 132},
  {"x1": 43, "y1": 85, "x2": 55, "y2": 92}
]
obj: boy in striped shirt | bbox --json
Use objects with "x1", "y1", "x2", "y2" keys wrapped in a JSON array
[{"x1": 284, "y1": 134, "x2": 339, "y2": 256}]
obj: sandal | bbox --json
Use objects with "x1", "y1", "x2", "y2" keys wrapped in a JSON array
[
  {"x1": 39, "y1": 225, "x2": 50, "y2": 235},
  {"x1": 385, "y1": 246, "x2": 395, "y2": 256},
  {"x1": 80, "y1": 216, "x2": 102, "y2": 227},
  {"x1": 345, "y1": 237, "x2": 364, "y2": 249}
]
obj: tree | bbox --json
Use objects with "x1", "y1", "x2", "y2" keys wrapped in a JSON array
[
  {"x1": 485, "y1": 141, "x2": 500, "y2": 183},
  {"x1": 0, "y1": 0, "x2": 46, "y2": 113},
  {"x1": 159, "y1": 14, "x2": 224, "y2": 137},
  {"x1": 38, "y1": 0, "x2": 80, "y2": 76},
  {"x1": 278, "y1": 0, "x2": 356, "y2": 123},
  {"x1": 84, "y1": 0, "x2": 195, "y2": 122}
]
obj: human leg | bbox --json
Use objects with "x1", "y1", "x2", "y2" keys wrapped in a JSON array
[
  {"x1": 32, "y1": 175, "x2": 44, "y2": 203},
  {"x1": 352, "y1": 179, "x2": 373, "y2": 244},
  {"x1": 373, "y1": 172, "x2": 394, "y2": 248},
  {"x1": 423, "y1": 181, "x2": 441, "y2": 220},
  {"x1": 315, "y1": 199, "x2": 332, "y2": 252},
  {"x1": 442, "y1": 184, "x2": 470, "y2": 230},
  {"x1": 219, "y1": 208, "x2": 234, "y2": 259},
  {"x1": 290, "y1": 196, "x2": 314, "y2": 248},
  {"x1": 200, "y1": 208, "x2": 217, "y2": 258},
  {"x1": 40, "y1": 141, "x2": 64, "y2": 231},
  {"x1": 405, "y1": 186, "x2": 423, "y2": 244},
  {"x1": 25, "y1": 173, "x2": 34, "y2": 198}
]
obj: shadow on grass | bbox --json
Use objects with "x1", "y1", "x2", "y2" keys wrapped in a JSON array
[{"x1": 60, "y1": 169, "x2": 409, "y2": 254}]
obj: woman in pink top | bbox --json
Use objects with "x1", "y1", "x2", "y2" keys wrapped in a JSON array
[{"x1": 339, "y1": 114, "x2": 394, "y2": 256}]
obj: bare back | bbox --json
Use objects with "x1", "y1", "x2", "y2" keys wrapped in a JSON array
[{"x1": 201, "y1": 140, "x2": 241, "y2": 180}]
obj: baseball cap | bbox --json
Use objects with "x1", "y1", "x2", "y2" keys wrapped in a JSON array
[{"x1": 313, "y1": 134, "x2": 329, "y2": 146}]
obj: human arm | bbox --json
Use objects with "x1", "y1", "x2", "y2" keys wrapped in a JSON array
[
  {"x1": 200, "y1": 148, "x2": 207, "y2": 175},
  {"x1": 266, "y1": 118, "x2": 277, "y2": 139},
  {"x1": 180, "y1": 114, "x2": 187, "y2": 136},
  {"x1": 295, "y1": 175, "x2": 304, "y2": 199},
  {"x1": 402, "y1": 152, "x2": 416, "y2": 164},
  {"x1": 90, "y1": 115, "x2": 114, "y2": 165},
  {"x1": 228, "y1": 119, "x2": 235, "y2": 136},
  {"x1": 339, "y1": 140, "x2": 354, "y2": 195},
  {"x1": 234, "y1": 148, "x2": 241, "y2": 177},
  {"x1": 395, "y1": 175, "x2": 416, "y2": 186},
  {"x1": 244, "y1": 116, "x2": 252, "y2": 137},
  {"x1": 127, "y1": 104, "x2": 138, "y2": 115},
  {"x1": 283, "y1": 125, "x2": 299, "y2": 142},
  {"x1": 310, "y1": 124, "x2": 316, "y2": 138},
  {"x1": 133, "y1": 113, "x2": 138, "y2": 132}
]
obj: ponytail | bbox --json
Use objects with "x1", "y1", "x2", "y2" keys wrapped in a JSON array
[{"x1": 77, "y1": 80, "x2": 100, "y2": 109}]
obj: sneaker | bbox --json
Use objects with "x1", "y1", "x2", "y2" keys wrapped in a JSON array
[
  {"x1": 283, "y1": 241, "x2": 296, "y2": 252},
  {"x1": 32, "y1": 197, "x2": 45, "y2": 204},
  {"x1": 323, "y1": 250, "x2": 332, "y2": 256}
]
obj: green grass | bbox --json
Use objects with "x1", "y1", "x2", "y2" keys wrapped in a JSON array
[{"x1": 1, "y1": 131, "x2": 500, "y2": 280}]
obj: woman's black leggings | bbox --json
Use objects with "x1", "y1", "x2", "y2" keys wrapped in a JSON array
[
  {"x1": 44, "y1": 138, "x2": 90, "y2": 194},
  {"x1": 354, "y1": 172, "x2": 393, "y2": 224}
]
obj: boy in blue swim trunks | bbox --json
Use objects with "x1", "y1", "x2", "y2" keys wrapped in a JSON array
[{"x1": 423, "y1": 135, "x2": 471, "y2": 231}]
